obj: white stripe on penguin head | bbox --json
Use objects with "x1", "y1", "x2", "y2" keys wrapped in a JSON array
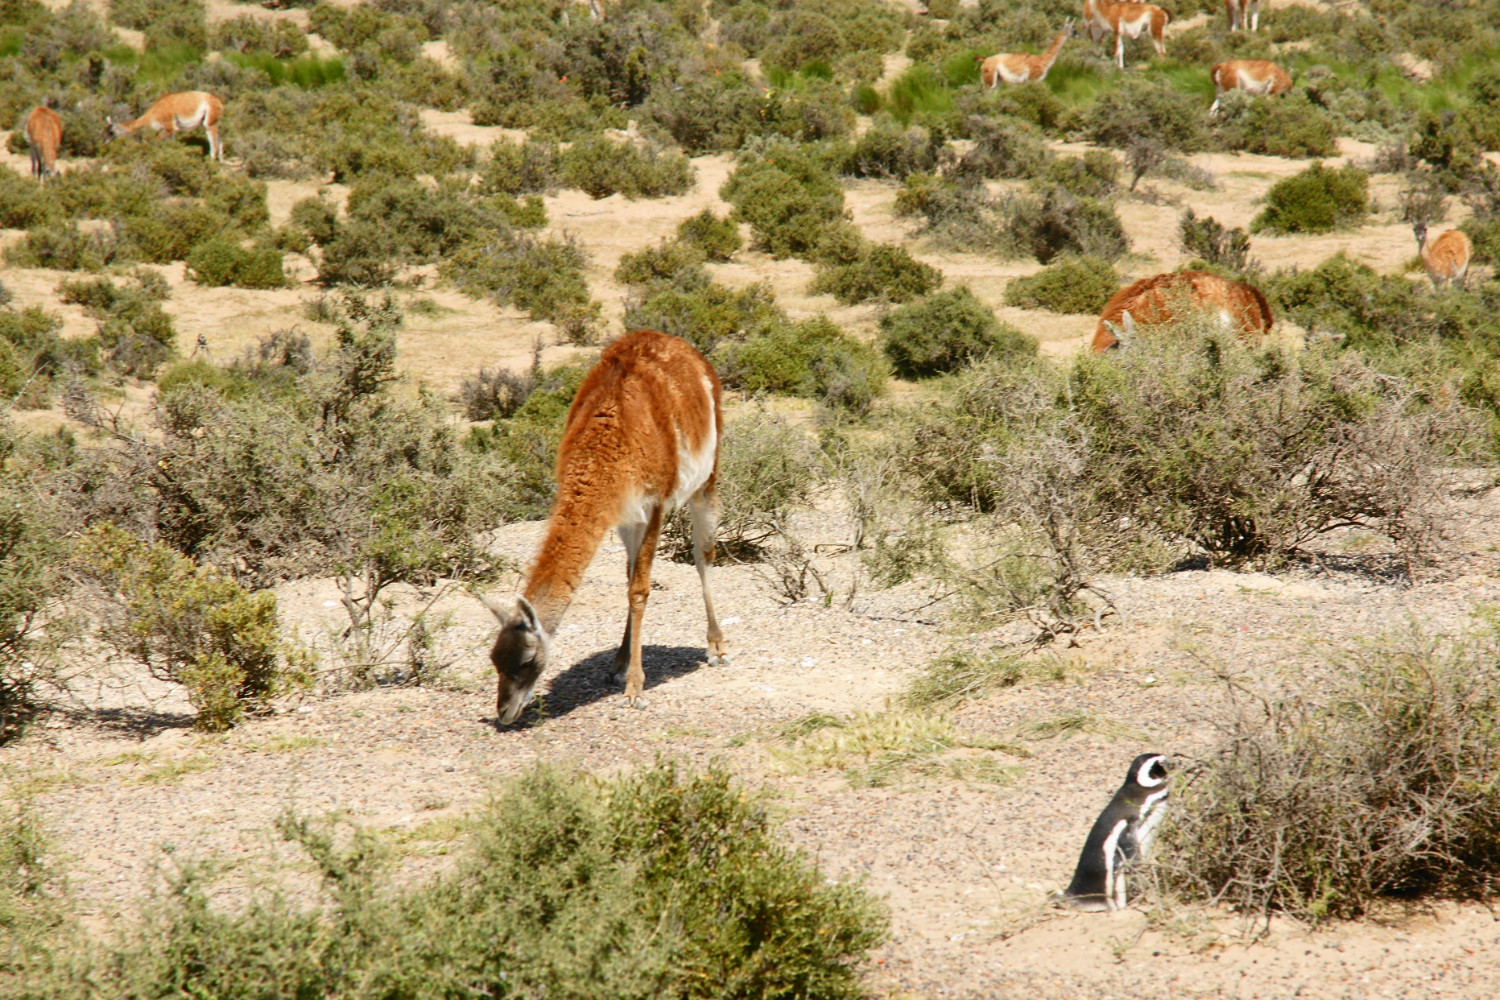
[{"x1": 1135, "y1": 754, "x2": 1168, "y2": 789}]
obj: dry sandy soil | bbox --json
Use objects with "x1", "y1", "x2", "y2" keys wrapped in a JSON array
[{"x1": 5, "y1": 4, "x2": 1500, "y2": 998}]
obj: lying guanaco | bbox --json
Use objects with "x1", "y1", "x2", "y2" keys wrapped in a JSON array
[
  {"x1": 1209, "y1": 59, "x2": 1291, "y2": 116},
  {"x1": 1092, "y1": 271, "x2": 1273, "y2": 351}
]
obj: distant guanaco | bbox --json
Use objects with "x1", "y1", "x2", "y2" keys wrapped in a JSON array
[
  {"x1": 976, "y1": 20, "x2": 1077, "y2": 87},
  {"x1": 1082, "y1": 0, "x2": 1169, "y2": 70},
  {"x1": 1091, "y1": 271, "x2": 1273, "y2": 351},
  {"x1": 1226, "y1": 0, "x2": 1262, "y2": 32},
  {"x1": 1208, "y1": 59, "x2": 1291, "y2": 116},
  {"x1": 1412, "y1": 221, "x2": 1472, "y2": 291},
  {"x1": 23, "y1": 105, "x2": 62, "y2": 182},
  {"x1": 108, "y1": 91, "x2": 224, "y2": 161}
]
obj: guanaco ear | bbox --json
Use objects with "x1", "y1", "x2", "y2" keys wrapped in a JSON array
[
  {"x1": 1103, "y1": 320, "x2": 1125, "y2": 345},
  {"x1": 1120, "y1": 310, "x2": 1138, "y2": 338},
  {"x1": 477, "y1": 593, "x2": 509, "y2": 623},
  {"x1": 516, "y1": 596, "x2": 541, "y2": 633}
]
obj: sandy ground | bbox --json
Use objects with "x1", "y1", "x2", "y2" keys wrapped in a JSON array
[{"x1": 7, "y1": 4, "x2": 1500, "y2": 996}]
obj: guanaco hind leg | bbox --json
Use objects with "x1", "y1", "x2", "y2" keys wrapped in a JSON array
[
  {"x1": 690, "y1": 487, "x2": 728, "y2": 666},
  {"x1": 619, "y1": 505, "x2": 663, "y2": 708}
]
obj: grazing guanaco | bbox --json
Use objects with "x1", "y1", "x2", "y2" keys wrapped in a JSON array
[
  {"x1": 483, "y1": 330, "x2": 727, "y2": 725},
  {"x1": 1091, "y1": 271, "x2": 1273, "y2": 351},
  {"x1": 1082, "y1": 0, "x2": 1169, "y2": 70},
  {"x1": 1412, "y1": 221, "x2": 1472, "y2": 291},
  {"x1": 976, "y1": 19, "x2": 1077, "y2": 88},
  {"x1": 1226, "y1": 0, "x2": 1261, "y2": 32},
  {"x1": 23, "y1": 105, "x2": 62, "y2": 182},
  {"x1": 108, "y1": 91, "x2": 224, "y2": 161},
  {"x1": 1208, "y1": 59, "x2": 1291, "y2": 116}
]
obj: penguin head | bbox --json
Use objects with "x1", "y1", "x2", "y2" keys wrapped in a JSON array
[{"x1": 1125, "y1": 753, "x2": 1169, "y2": 791}]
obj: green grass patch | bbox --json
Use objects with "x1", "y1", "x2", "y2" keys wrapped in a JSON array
[
  {"x1": 771, "y1": 709, "x2": 1029, "y2": 788},
  {"x1": 224, "y1": 51, "x2": 347, "y2": 89},
  {"x1": 136, "y1": 754, "x2": 218, "y2": 785}
]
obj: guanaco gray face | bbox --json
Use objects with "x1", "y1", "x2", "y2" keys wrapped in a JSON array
[
  {"x1": 1412, "y1": 220, "x2": 1428, "y2": 248},
  {"x1": 486, "y1": 596, "x2": 549, "y2": 725}
]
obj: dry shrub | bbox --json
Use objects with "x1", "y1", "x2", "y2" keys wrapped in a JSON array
[
  {"x1": 911, "y1": 313, "x2": 1474, "y2": 572},
  {"x1": 1163, "y1": 619, "x2": 1500, "y2": 928}
]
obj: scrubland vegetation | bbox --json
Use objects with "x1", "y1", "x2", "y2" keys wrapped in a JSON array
[{"x1": 9, "y1": 0, "x2": 1500, "y2": 991}]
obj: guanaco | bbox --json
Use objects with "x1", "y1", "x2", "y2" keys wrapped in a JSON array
[
  {"x1": 976, "y1": 19, "x2": 1077, "y2": 88},
  {"x1": 23, "y1": 105, "x2": 62, "y2": 182},
  {"x1": 483, "y1": 330, "x2": 727, "y2": 725},
  {"x1": 1082, "y1": 0, "x2": 1169, "y2": 70},
  {"x1": 1092, "y1": 271, "x2": 1273, "y2": 351},
  {"x1": 108, "y1": 91, "x2": 224, "y2": 161},
  {"x1": 1226, "y1": 0, "x2": 1261, "y2": 32},
  {"x1": 1412, "y1": 221, "x2": 1472, "y2": 291},
  {"x1": 1208, "y1": 59, "x2": 1291, "y2": 116}
]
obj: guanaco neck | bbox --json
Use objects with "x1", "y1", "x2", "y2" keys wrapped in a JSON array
[
  {"x1": 520, "y1": 489, "x2": 622, "y2": 635},
  {"x1": 1038, "y1": 26, "x2": 1071, "y2": 71}
]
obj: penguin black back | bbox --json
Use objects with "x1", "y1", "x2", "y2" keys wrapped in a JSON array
[{"x1": 1062, "y1": 753, "x2": 1170, "y2": 911}]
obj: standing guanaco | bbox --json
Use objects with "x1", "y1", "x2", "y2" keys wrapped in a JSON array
[
  {"x1": 483, "y1": 330, "x2": 728, "y2": 724},
  {"x1": 108, "y1": 91, "x2": 224, "y2": 161},
  {"x1": 23, "y1": 105, "x2": 62, "y2": 182},
  {"x1": 1226, "y1": 0, "x2": 1262, "y2": 32},
  {"x1": 976, "y1": 20, "x2": 1077, "y2": 88},
  {"x1": 1082, "y1": 0, "x2": 1169, "y2": 70},
  {"x1": 1412, "y1": 221, "x2": 1472, "y2": 291}
]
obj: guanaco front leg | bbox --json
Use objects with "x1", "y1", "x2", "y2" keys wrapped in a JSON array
[{"x1": 617, "y1": 505, "x2": 663, "y2": 708}]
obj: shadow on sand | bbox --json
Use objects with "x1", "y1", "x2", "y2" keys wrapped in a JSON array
[{"x1": 493, "y1": 644, "x2": 708, "y2": 730}]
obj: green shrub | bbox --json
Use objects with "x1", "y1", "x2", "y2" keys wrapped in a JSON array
[
  {"x1": 646, "y1": 69, "x2": 853, "y2": 153},
  {"x1": 810, "y1": 243, "x2": 942, "y2": 305},
  {"x1": 614, "y1": 239, "x2": 709, "y2": 289},
  {"x1": 1164, "y1": 620, "x2": 1500, "y2": 926},
  {"x1": 841, "y1": 120, "x2": 940, "y2": 180},
  {"x1": 717, "y1": 316, "x2": 888, "y2": 413},
  {"x1": 951, "y1": 116, "x2": 1054, "y2": 181},
  {"x1": 881, "y1": 287, "x2": 1034, "y2": 378},
  {"x1": 1179, "y1": 208, "x2": 1252, "y2": 271},
  {"x1": 0, "y1": 472, "x2": 69, "y2": 744},
  {"x1": 481, "y1": 138, "x2": 560, "y2": 196},
  {"x1": 122, "y1": 203, "x2": 232, "y2": 265},
  {"x1": 210, "y1": 12, "x2": 309, "y2": 57},
  {"x1": 1217, "y1": 91, "x2": 1337, "y2": 159},
  {"x1": 1003, "y1": 255, "x2": 1119, "y2": 314},
  {"x1": 1083, "y1": 77, "x2": 1207, "y2": 152},
  {"x1": 894, "y1": 173, "x2": 1014, "y2": 255},
  {"x1": 37, "y1": 761, "x2": 883, "y2": 998},
  {"x1": 126, "y1": 298, "x2": 518, "y2": 585},
  {"x1": 73, "y1": 523, "x2": 301, "y2": 730},
  {"x1": 675, "y1": 209, "x2": 742, "y2": 261},
  {"x1": 56, "y1": 269, "x2": 175, "y2": 377},
  {"x1": 0, "y1": 302, "x2": 99, "y2": 385},
  {"x1": 911, "y1": 317, "x2": 1469, "y2": 569},
  {"x1": 561, "y1": 135, "x2": 695, "y2": 200},
  {"x1": 186, "y1": 238, "x2": 287, "y2": 289},
  {"x1": 5, "y1": 222, "x2": 133, "y2": 271},
  {"x1": 316, "y1": 218, "x2": 399, "y2": 286},
  {"x1": 1252, "y1": 162, "x2": 1369, "y2": 235},
  {"x1": 0, "y1": 165, "x2": 57, "y2": 229},
  {"x1": 442, "y1": 232, "x2": 598, "y2": 328},
  {"x1": 720, "y1": 142, "x2": 848, "y2": 260},
  {"x1": 1001, "y1": 185, "x2": 1129, "y2": 263},
  {"x1": 624, "y1": 281, "x2": 784, "y2": 356},
  {"x1": 699, "y1": 407, "x2": 823, "y2": 557},
  {"x1": 1041, "y1": 152, "x2": 1121, "y2": 199}
]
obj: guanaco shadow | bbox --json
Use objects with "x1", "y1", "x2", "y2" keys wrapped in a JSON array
[{"x1": 494, "y1": 644, "x2": 709, "y2": 729}]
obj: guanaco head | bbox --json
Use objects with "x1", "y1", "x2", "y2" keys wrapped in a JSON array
[
  {"x1": 1064, "y1": 17, "x2": 1077, "y2": 37},
  {"x1": 1412, "y1": 220, "x2": 1429, "y2": 249},
  {"x1": 484, "y1": 595, "x2": 549, "y2": 725}
]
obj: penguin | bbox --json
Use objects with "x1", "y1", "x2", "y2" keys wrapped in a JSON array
[{"x1": 1060, "y1": 753, "x2": 1170, "y2": 911}]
